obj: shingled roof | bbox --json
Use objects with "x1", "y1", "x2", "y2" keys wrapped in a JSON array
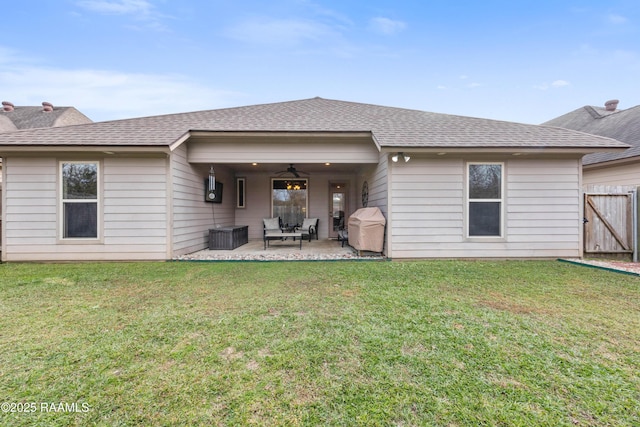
[
  {"x1": 0, "y1": 103, "x2": 92, "y2": 132},
  {"x1": 0, "y1": 97, "x2": 628, "y2": 151},
  {"x1": 543, "y1": 103, "x2": 640, "y2": 165}
]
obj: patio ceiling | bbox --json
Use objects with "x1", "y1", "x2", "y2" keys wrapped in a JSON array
[{"x1": 213, "y1": 161, "x2": 367, "y2": 175}]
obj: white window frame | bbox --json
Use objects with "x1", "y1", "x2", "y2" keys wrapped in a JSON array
[
  {"x1": 59, "y1": 161, "x2": 100, "y2": 241},
  {"x1": 236, "y1": 177, "x2": 246, "y2": 208},
  {"x1": 467, "y1": 162, "x2": 504, "y2": 238}
]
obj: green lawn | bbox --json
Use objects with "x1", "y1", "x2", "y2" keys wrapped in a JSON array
[{"x1": 0, "y1": 260, "x2": 638, "y2": 426}]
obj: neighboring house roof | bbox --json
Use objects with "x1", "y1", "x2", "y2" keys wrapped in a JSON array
[
  {"x1": 0, "y1": 97, "x2": 628, "y2": 152},
  {"x1": 0, "y1": 114, "x2": 17, "y2": 132},
  {"x1": 0, "y1": 102, "x2": 93, "y2": 133},
  {"x1": 542, "y1": 101, "x2": 640, "y2": 165}
]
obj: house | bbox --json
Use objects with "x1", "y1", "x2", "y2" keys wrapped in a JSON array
[
  {"x1": 542, "y1": 99, "x2": 640, "y2": 187},
  {"x1": 0, "y1": 101, "x2": 93, "y2": 132},
  {"x1": 0, "y1": 97, "x2": 628, "y2": 262},
  {"x1": 0, "y1": 101, "x2": 93, "y2": 247}
]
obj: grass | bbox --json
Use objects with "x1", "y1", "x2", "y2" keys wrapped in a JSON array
[{"x1": 0, "y1": 260, "x2": 638, "y2": 426}]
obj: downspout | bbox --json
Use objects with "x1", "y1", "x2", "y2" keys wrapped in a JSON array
[
  {"x1": 166, "y1": 153, "x2": 174, "y2": 260},
  {"x1": 385, "y1": 152, "x2": 393, "y2": 259},
  {"x1": 1, "y1": 158, "x2": 5, "y2": 262},
  {"x1": 634, "y1": 188, "x2": 638, "y2": 263},
  {"x1": 578, "y1": 158, "x2": 584, "y2": 259}
]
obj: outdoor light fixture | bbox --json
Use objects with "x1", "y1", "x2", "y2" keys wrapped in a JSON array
[{"x1": 392, "y1": 152, "x2": 410, "y2": 162}]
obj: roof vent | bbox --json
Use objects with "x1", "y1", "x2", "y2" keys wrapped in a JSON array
[
  {"x1": 604, "y1": 99, "x2": 619, "y2": 111},
  {"x1": 2, "y1": 101, "x2": 14, "y2": 112},
  {"x1": 42, "y1": 101, "x2": 54, "y2": 112}
]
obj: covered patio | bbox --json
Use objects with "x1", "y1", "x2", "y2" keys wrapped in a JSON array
[
  {"x1": 175, "y1": 237, "x2": 385, "y2": 261},
  {"x1": 186, "y1": 130, "x2": 381, "y2": 243}
]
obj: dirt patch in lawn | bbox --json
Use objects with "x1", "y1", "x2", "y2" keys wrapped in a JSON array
[{"x1": 477, "y1": 292, "x2": 548, "y2": 315}]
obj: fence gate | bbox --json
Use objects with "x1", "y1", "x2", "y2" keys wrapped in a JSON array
[{"x1": 583, "y1": 188, "x2": 634, "y2": 258}]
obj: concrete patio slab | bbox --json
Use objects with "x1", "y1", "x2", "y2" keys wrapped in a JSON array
[{"x1": 175, "y1": 239, "x2": 386, "y2": 261}]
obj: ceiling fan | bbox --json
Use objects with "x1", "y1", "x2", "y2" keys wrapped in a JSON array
[{"x1": 276, "y1": 164, "x2": 308, "y2": 178}]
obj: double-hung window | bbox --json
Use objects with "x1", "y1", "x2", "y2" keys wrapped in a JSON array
[
  {"x1": 61, "y1": 162, "x2": 99, "y2": 239},
  {"x1": 468, "y1": 163, "x2": 503, "y2": 237}
]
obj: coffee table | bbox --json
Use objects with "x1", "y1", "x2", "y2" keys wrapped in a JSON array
[{"x1": 264, "y1": 232, "x2": 303, "y2": 249}]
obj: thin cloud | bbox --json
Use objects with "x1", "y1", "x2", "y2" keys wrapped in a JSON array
[
  {"x1": 534, "y1": 80, "x2": 571, "y2": 91},
  {"x1": 75, "y1": 0, "x2": 169, "y2": 31},
  {"x1": 369, "y1": 17, "x2": 407, "y2": 35},
  {"x1": 76, "y1": 0, "x2": 153, "y2": 15},
  {"x1": 0, "y1": 46, "x2": 26, "y2": 65},
  {"x1": 223, "y1": 3, "x2": 356, "y2": 53},
  {"x1": 303, "y1": 1, "x2": 354, "y2": 28},
  {"x1": 0, "y1": 55, "x2": 238, "y2": 121},
  {"x1": 225, "y1": 17, "x2": 338, "y2": 46},
  {"x1": 607, "y1": 13, "x2": 628, "y2": 25}
]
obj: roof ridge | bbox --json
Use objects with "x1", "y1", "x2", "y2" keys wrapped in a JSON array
[
  {"x1": 0, "y1": 97, "x2": 630, "y2": 151},
  {"x1": 584, "y1": 106, "x2": 603, "y2": 119}
]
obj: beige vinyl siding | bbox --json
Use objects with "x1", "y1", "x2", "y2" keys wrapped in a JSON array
[
  {"x1": 103, "y1": 158, "x2": 167, "y2": 255},
  {"x1": 3, "y1": 158, "x2": 57, "y2": 261},
  {"x1": 187, "y1": 138, "x2": 379, "y2": 164},
  {"x1": 583, "y1": 162, "x2": 640, "y2": 187},
  {"x1": 171, "y1": 145, "x2": 235, "y2": 256},
  {"x1": 389, "y1": 157, "x2": 582, "y2": 259},
  {"x1": 505, "y1": 159, "x2": 581, "y2": 256},
  {"x1": 233, "y1": 173, "x2": 272, "y2": 240},
  {"x1": 368, "y1": 153, "x2": 389, "y2": 214},
  {"x1": 3, "y1": 156, "x2": 168, "y2": 261},
  {"x1": 390, "y1": 158, "x2": 463, "y2": 257}
]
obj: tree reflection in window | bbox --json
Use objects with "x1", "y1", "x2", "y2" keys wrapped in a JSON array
[
  {"x1": 468, "y1": 163, "x2": 502, "y2": 237},
  {"x1": 62, "y1": 162, "x2": 98, "y2": 238}
]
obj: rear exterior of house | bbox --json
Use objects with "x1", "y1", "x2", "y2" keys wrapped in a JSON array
[
  {"x1": 0, "y1": 98, "x2": 628, "y2": 262},
  {"x1": 3, "y1": 156, "x2": 169, "y2": 261},
  {"x1": 0, "y1": 102, "x2": 94, "y2": 260},
  {"x1": 385, "y1": 155, "x2": 584, "y2": 258}
]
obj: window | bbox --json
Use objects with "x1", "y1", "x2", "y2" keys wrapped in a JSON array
[
  {"x1": 468, "y1": 163, "x2": 503, "y2": 237},
  {"x1": 236, "y1": 177, "x2": 246, "y2": 208},
  {"x1": 272, "y1": 178, "x2": 307, "y2": 227},
  {"x1": 61, "y1": 162, "x2": 98, "y2": 239}
]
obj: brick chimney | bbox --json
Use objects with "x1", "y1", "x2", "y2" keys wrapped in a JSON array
[
  {"x1": 42, "y1": 101, "x2": 54, "y2": 112},
  {"x1": 2, "y1": 101, "x2": 14, "y2": 112},
  {"x1": 604, "y1": 99, "x2": 619, "y2": 111}
]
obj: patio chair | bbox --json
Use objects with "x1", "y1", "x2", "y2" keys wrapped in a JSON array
[
  {"x1": 295, "y1": 217, "x2": 318, "y2": 242},
  {"x1": 263, "y1": 217, "x2": 284, "y2": 238},
  {"x1": 263, "y1": 217, "x2": 283, "y2": 249}
]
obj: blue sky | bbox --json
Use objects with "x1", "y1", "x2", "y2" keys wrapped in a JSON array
[{"x1": 2, "y1": 0, "x2": 639, "y2": 124}]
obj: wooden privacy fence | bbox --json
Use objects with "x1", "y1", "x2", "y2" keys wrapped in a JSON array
[{"x1": 583, "y1": 186, "x2": 636, "y2": 259}]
